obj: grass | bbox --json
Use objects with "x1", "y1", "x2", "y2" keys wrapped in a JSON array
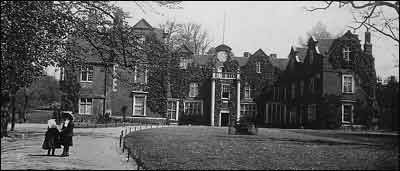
[{"x1": 124, "y1": 126, "x2": 398, "y2": 170}]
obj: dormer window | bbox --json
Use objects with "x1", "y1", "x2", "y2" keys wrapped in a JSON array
[
  {"x1": 342, "y1": 46, "x2": 351, "y2": 62},
  {"x1": 256, "y1": 62, "x2": 261, "y2": 73}
]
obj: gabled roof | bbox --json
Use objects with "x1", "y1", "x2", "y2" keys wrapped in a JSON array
[
  {"x1": 133, "y1": 19, "x2": 153, "y2": 29},
  {"x1": 252, "y1": 49, "x2": 268, "y2": 57},
  {"x1": 294, "y1": 47, "x2": 307, "y2": 63}
]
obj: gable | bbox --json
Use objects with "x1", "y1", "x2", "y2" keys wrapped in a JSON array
[{"x1": 133, "y1": 19, "x2": 153, "y2": 29}]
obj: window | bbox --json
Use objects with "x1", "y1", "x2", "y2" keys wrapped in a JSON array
[
  {"x1": 241, "y1": 103, "x2": 256, "y2": 119},
  {"x1": 266, "y1": 71, "x2": 273, "y2": 80},
  {"x1": 60, "y1": 67, "x2": 65, "y2": 81},
  {"x1": 309, "y1": 78, "x2": 315, "y2": 94},
  {"x1": 307, "y1": 104, "x2": 317, "y2": 121},
  {"x1": 79, "y1": 98, "x2": 92, "y2": 115},
  {"x1": 300, "y1": 80, "x2": 304, "y2": 96},
  {"x1": 283, "y1": 88, "x2": 287, "y2": 100},
  {"x1": 189, "y1": 83, "x2": 199, "y2": 97},
  {"x1": 138, "y1": 35, "x2": 145, "y2": 45},
  {"x1": 342, "y1": 74, "x2": 354, "y2": 93},
  {"x1": 167, "y1": 100, "x2": 179, "y2": 120},
  {"x1": 179, "y1": 57, "x2": 191, "y2": 69},
  {"x1": 134, "y1": 65, "x2": 147, "y2": 84},
  {"x1": 184, "y1": 101, "x2": 202, "y2": 116},
  {"x1": 80, "y1": 66, "x2": 94, "y2": 82},
  {"x1": 291, "y1": 83, "x2": 296, "y2": 99},
  {"x1": 342, "y1": 46, "x2": 351, "y2": 62},
  {"x1": 244, "y1": 85, "x2": 251, "y2": 99},
  {"x1": 342, "y1": 104, "x2": 353, "y2": 123},
  {"x1": 221, "y1": 84, "x2": 231, "y2": 99},
  {"x1": 133, "y1": 96, "x2": 146, "y2": 116},
  {"x1": 256, "y1": 62, "x2": 261, "y2": 73}
]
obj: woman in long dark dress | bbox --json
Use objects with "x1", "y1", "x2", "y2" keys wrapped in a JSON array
[
  {"x1": 60, "y1": 112, "x2": 74, "y2": 156},
  {"x1": 42, "y1": 118, "x2": 61, "y2": 156}
]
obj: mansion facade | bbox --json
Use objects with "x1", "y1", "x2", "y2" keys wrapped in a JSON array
[
  {"x1": 60, "y1": 19, "x2": 288, "y2": 126},
  {"x1": 60, "y1": 18, "x2": 377, "y2": 128},
  {"x1": 258, "y1": 31, "x2": 377, "y2": 129}
]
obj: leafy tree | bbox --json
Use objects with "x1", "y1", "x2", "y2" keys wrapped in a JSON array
[{"x1": 1, "y1": 1, "x2": 182, "y2": 132}]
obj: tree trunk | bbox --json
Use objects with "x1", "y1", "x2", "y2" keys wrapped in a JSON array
[
  {"x1": 22, "y1": 88, "x2": 29, "y2": 123},
  {"x1": 10, "y1": 89, "x2": 16, "y2": 131}
]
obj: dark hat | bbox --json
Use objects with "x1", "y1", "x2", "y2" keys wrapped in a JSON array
[{"x1": 62, "y1": 111, "x2": 74, "y2": 120}]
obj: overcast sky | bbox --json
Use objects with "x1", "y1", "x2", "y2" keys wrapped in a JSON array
[{"x1": 47, "y1": 1, "x2": 399, "y2": 79}]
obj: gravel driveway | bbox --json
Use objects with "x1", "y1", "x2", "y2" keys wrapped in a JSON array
[{"x1": 1, "y1": 124, "x2": 139, "y2": 170}]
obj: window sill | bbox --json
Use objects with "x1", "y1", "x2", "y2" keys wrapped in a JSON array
[
  {"x1": 342, "y1": 92, "x2": 354, "y2": 94},
  {"x1": 79, "y1": 113, "x2": 92, "y2": 115},
  {"x1": 80, "y1": 81, "x2": 93, "y2": 83}
]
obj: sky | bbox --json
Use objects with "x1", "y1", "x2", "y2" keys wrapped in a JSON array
[{"x1": 47, "y1": 1, "x2": 399, "y2": 80}]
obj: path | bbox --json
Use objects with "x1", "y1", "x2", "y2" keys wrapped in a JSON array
[{"x1": 1, "y1": 123, "x2": 155, "y2": 170}]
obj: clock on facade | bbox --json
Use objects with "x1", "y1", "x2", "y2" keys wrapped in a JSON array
[{"x1": 217, "y1": 51, "x2": 227, "y2": 62}]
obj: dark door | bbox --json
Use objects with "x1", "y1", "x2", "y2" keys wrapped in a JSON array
[{"x1": 221, "y1": 112, "x2": 229, "y2": 127}]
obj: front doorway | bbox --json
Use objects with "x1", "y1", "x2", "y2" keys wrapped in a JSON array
[{"x1": 220, "y1": 112, "x2": 230, "y2": 127}]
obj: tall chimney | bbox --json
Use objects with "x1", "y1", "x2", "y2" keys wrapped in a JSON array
[{"x1": 364, "y1": 31, "x2": 372, "y2": 55}]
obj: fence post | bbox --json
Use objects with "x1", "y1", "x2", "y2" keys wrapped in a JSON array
[
  {"x1": 127, "y1": 148, "x2": 130, "y2": 161},
  {"x1": 130, "y1": 127, "x2": 132, "y2": 133},
  {"x1": 119, "y1": 130, "x2": 122, "y2": 148},
  {"x1": 122, "y1": 139, "x2": 125, "y2": 153}
]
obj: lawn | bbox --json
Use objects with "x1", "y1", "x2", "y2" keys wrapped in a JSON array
[{"x1": 124, "y1": 126, "x2": 398, "y2": 170}]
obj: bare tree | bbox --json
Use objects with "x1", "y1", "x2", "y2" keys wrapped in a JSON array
[
  {"x1": 306, "y1": 1, "x2": 399, "y2": 44},
  {"x1": 297, "y1": 21, "x2": 335, "y2": 47},
  {"x1": 160, "y1": 21, "x2": 213, "y2": 55}
]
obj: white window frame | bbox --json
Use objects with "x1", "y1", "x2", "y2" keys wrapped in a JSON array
[
  {"x1": 134, "y1": 65, "x2": 148, "y2": 84},
  {"x1": 79, "y1": 98, "x2": 93, "y2": 115},
  {"x1": 80, "y1": 66, "x2": 94, "y2": 82},
  {"x1": 341, "y1": 103, "x2": 354, "y2": 123},
  {"x1": 167, "y1": 100, "x2": 179, "y2": 121},
  {"x1": 240, "y1": 103, "x2": 256, "y2": 118},
  {"x1": 133, "y1": 95, "x2": 147, "y2": 116},
  {"x1": 60, "y1": 67, "x2": 65, "y2": 81},
  {"x1": 256, "y1": 62, "x2": 261, "y2": 73},
  {"x1": 307, "y1": 104, "x2": 317, "y2": 121},
  {"x1": 342, "y1": 46, "x2": 351, "y2": 62},
  {"x1": 342, "y1": 74, "x2": 354, "y2": 93},
  {"x1": 244, "y1": 85, "x2": 251, "y2": 99},
  {"x1": 183, "y1": 100, "x2": 203, "y2": 116},
  {"x1": 189, "y1": 82, "x2": 199, "y2": 97},
  {"x1": 221, "y1": 83, "x2": 231, "y2": 100}
]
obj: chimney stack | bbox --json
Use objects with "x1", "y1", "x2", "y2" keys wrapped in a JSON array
[
  {"x1": 243, "y1": 52, "x2": 251, "y2": 57},
  {"x1": 270, "y1": 53, "x2": 277, "y2": 59},
  {"x1": 364, "y1": 31, "x2": 372, "y2": 55}
]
